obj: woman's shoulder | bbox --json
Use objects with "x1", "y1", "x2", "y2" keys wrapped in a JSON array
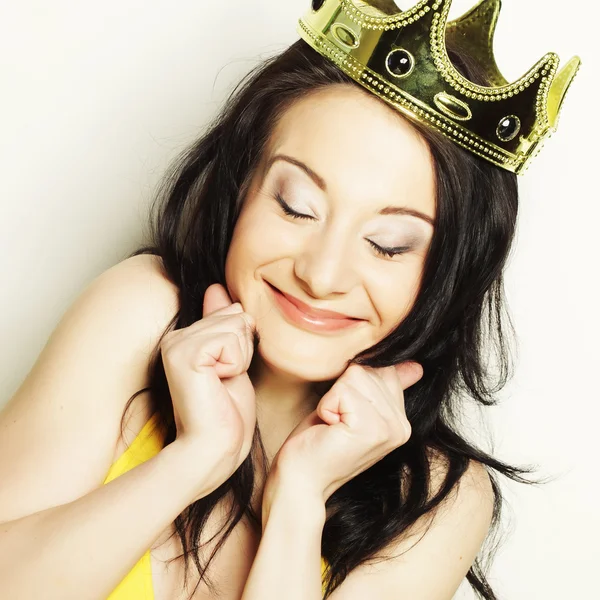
[
  {"x1": 424, "y1": 445, "x2": 493, "y2": 505},
  {"x1": 374, "y1": 446, "x2": 494, "y2": 565},
  {"x1": 398, "y1": 446, "x2": 491, "y2": 500},
  {"x1": 0, "y1": 253, "x2": 181, "y2": 524},
  {"x1": 117, "y1": 253, "x2": 180, "y2": 312},
  {"x1": 415, "y1": 447, "x2": 495, "y2": 552},
  {"x1": 103, "y1": 254, "x2": 180, "y2": 464},
  {"x1": 77, "y1": 253, "x2": 181, "y2": 467},
  {"x1": 106, "y1": 253, "x2": 181, "y2": 380}
]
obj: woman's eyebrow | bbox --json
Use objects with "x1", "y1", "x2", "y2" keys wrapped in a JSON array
[
  {"x1": 266, "y1": 152, "x2": 435, "y2": 228},
  {"x1": 267, "y1": 153, "x2": 328, "y2": 191}
]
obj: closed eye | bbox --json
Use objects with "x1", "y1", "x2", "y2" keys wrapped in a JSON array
[
  {"x1": 367, "y1": 240, "x2": 411, "y2": 258},
  {"x1": 275, "y1": 192, "x2": 315, "y2": 221},
  {"x1": 274, "y1": 193, "x2": 412, "y2": 258}
]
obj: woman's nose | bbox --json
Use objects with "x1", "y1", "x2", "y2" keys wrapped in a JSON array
[{"x1": 293, "y1": 227, "x2": 360, "y2": 298}]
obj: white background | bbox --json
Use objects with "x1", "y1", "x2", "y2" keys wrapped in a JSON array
[{"x1": 1, "y1": 1, "x2": 598, "y2": 598}]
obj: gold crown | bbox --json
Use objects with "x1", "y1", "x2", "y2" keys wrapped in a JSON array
[{"x1": 297, "y1": 0, "x2": 581, "y2": 174}]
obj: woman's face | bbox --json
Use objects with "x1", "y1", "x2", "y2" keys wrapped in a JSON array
[{"x1": 225, "y1": 84, "x2": 436, "y2": 382}]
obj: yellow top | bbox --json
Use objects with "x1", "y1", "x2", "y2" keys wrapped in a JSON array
[{"x1": 102, "y1": 412, "x2": 329, "y2": 599}]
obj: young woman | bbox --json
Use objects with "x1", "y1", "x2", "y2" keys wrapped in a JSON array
[{"x1": 0, "y1": 1, "x2": 580, "y2": 599}]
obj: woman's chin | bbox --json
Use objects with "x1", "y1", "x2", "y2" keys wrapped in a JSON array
[{"x1": 252, "y1": 340, "x2": 349, "y2": 384}]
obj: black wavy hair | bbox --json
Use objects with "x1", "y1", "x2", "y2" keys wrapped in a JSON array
[{"x1": 118, "y1": 10, "x2": 549, "y2": 599}]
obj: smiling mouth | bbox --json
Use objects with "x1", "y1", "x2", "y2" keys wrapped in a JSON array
[
  {"x1": 263, "y1": 280, "x2": 367, "y2": 338},
  {"x1": 265, "y1": 281, "x2": 361, "y2": 321}
]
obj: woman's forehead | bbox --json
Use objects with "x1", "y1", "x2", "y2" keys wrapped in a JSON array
[{"x1": 264, "y1": 85, "x2": 437, "y2": 219}]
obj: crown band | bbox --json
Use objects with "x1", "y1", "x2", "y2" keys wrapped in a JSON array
[{"x1": 297, "y1": 0, "x2": 581, "y2": 175}]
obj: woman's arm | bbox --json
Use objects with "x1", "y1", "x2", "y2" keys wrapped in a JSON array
[
  {"x1": 241, "y1": 470, "x2": 326, "y2": 600},
  {"x1": 241, "y1": 450, "x2": 493, "y2": 600},
  {"x1": 0, "y1": 439, "x2": 212, "y2": 600},
  {"x1": 0, "y1": 254, "x2": 186, "y2": 599}
]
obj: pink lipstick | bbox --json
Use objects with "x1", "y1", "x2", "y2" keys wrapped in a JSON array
[{"x1": 265, "y1": 280, "x2": 364, "y2": 333}]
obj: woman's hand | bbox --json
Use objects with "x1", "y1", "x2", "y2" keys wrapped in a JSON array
[
  {"x1": 160, "y1": 283, "x2": 257, "y2": 498},
  {"x1": 270, "y1": 362, "x2": 423, "y2": 503}
]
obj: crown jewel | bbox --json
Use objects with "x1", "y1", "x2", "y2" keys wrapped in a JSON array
[{"x1": 297, "y1": 0, "x2": 581, "y2": 174}]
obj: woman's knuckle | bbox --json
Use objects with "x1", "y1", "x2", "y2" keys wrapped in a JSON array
[
  {"x1": 241, "y1": 312, "x2": 256, "y2": 329},
  {"x1": 160, "y1": 330, "x2": 176, "y2": 347},
  {"x1": 223, "y1": 330, "x2": 239, "y2": 344},
  {"x1": 345, "y1": 364, "x2": 364, "y2": 381},
  {"x1": 400, "y1": 421, "x2": 412, "y2": 442}
]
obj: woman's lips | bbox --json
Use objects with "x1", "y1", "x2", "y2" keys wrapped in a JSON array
[{"x1": 265, "y1": 280, "x2": 364, "y2": 333}]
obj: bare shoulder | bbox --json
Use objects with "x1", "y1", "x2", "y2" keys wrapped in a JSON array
[
  {"x1": 73, "y1": 253, "x2": 181, "y2": 400},
  {"x1": 386, "y1": 446, "x2": 495, "y2": 555},
  {"x1": 104, "y1": 253, "x2": 180, "y2": 315},
  {"x1": 96, "y1": 253, "x2": 181, "y2": 423},
  {"x1": 97, "y1": 252, "x2": 180, "y2": 362},
  {"x1": 428, "y1": 447, "x2": 494, "y2": 508},
  {"x1": 329, "y1": 449, "x2": 496, "y2": 598},
  {"x1": 0, "y1": 253, "x2": 180, "y2": 524}
]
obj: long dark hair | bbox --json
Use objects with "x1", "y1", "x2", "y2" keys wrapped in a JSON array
[{"x1": 118, "y1": 21, "x2": 548, "y2": 600}]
